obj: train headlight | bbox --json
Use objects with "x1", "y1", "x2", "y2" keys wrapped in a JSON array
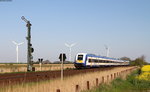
[{"x1": 77, "y1": 60, "x2": 83, "y2": 63}]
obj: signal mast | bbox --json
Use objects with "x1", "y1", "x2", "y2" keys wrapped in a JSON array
[{"x1": 21, "y1": 16, "x2": 34, "y2": 71}]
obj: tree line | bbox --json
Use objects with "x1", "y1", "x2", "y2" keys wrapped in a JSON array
[
  {"x1": 120, "y1": 55, "x2": 149, "y2": 67},
  {"x1": 34, "y1": 60, "x2": 73, "y2": 64}
]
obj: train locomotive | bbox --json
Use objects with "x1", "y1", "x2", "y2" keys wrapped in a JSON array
[{"x1": 74, "y1": 53, "x2": 129, "y2": 69}]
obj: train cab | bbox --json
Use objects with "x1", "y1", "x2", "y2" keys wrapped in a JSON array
[{"x1": 74, "y1": 53, "x2": 87, "y2": 68}]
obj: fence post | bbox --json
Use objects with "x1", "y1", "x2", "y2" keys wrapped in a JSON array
[
  {"x1": 56, "y1": 89, "x2": 60, "y2": 92},
  {"x1": 96, "y1": 78, "x2": 98, "y2": 86},
  {"x1": 87, "y1": 81, "x2": 90, "y2": 90},
  {"x1": 111, "y1": 74, "x2": 113, "y2": 80},
  {"x1": 102, "y1": 76, "x2": 104, "y2": 83},
  {"x1": 114, "y1": 73, "x2": 116, "y2": 79},
  {"x1": 75, "y1": 85, "x2": 79, "y2": 92},
  {"x1": 107, "y1": 75, "x2": 109, "y2": 82}
]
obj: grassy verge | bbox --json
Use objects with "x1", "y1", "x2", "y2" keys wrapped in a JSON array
[{"x1": 85, "y1": 70, "x2": 150, "y2": 92}]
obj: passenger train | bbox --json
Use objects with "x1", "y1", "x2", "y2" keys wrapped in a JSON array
[{"x1": 74, "y1": 53, "x2": 129, "y2": 69}]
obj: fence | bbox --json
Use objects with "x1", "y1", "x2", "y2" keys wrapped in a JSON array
[{"x1": 56, "y1": 66, "x2": 138, "y2": 92}]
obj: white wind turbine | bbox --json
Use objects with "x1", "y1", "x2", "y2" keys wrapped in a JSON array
[
  {"x1": 12, "y1": 41, "x2": 24, "y2": 63},
  {"x1": 104, "y1": 45, "x2": 110, "y2": 57},
  {"x1": 65, "y1": 43, "x2": 76, "y2": 61}
]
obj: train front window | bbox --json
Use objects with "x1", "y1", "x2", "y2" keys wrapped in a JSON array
[{"x1": 77, "y1": 55, "x2": 83, "y2": 60}]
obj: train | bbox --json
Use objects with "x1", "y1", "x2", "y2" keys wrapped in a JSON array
[{"x1": 74, "y1": 53, "x2": 129, "y2": 69}]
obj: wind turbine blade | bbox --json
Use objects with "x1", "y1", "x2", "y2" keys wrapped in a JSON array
[
  {"x1": 104, "y1": 45, "x2": 108, "y2": 50},
  {"x1": 18, "y1": 42, "x2": 24, "y2": 45},
  {"x1": 70, "y1": 43, "x2": 76, "y2": 47},
  {"x1": 65, "y1": 43, "x2": 70, "y2": 47},
  {"x1": 12, "y1": 41, "x2": 17, "y2": 45}
]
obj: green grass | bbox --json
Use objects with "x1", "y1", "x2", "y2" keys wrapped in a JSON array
[{"x1": 85, "y1": 70, "x2": 150, "y2": 92}]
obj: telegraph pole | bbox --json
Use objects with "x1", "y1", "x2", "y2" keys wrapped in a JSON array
[{"x1": 21, "y1": 16, "x2": 34, "y2": 71}]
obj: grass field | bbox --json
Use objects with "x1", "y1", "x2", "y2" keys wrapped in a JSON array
[
  {"x1": 86, "y1": 66, "x2": 150, "y2": 92},
  {"x1": 0, "y1": 66, "x2": 135, "y2": 92},
  {"x1": 0, "y1": 64, "x2": 74, "y2": 73}
]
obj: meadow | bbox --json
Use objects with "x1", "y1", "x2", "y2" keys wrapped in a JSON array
[
  {"x1": 86, "y1": 65, "x2": 150, "y2": 92},
  {"x1": 0, "y1": 64, "x2": 74, "y2": 73}
]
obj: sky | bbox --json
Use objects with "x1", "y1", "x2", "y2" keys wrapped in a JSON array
[{"x1": 0, "y1": 0, "x2": 150, "y2": 63}]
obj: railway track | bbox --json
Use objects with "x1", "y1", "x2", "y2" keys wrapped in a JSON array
[{"x1": 0, "y1": 67, "x2": 114, "y2": 87}]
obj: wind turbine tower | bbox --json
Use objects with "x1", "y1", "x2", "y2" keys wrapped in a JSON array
[
  {"x1": 12, "y1": 41, "x2": 24, "y2": 63},
  {"x1": 105, "y1": 45, "x2": 110, "y2": 57},
  {"x1": 65, "y1": 43, "x2": 76, "y2": 61}
]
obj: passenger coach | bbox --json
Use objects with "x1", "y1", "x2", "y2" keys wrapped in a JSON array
[{"x1": 74, "y1": 53, "x2": 129, "y2": 69}]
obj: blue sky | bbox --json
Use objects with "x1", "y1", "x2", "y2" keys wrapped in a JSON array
[{"x1": 0, "y1": 0, "x2": 150, "y2": 63}]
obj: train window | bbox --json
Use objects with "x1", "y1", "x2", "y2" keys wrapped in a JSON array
[
  {"x1": 77, "y1": 55, "x2": 83, "y2": 60},
  {"x1": 100, "y1": 60, "x2": 103, "y2": 63},
  {"x1": 94, "y1": 59, "x2": 98, "y2": 62},
  {"x1": 99, "y1": 60, "x2": 101, "y2": 62},
  {"x1": 89, "y1": 59, "x2": 96, "y2": 63},
  {"x1": 89, "y1": 59, "x2": 92, "y2": 62}
]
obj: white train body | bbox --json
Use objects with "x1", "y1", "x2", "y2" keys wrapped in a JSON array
[{"x1": 74, "y1": 53, "x2": 129, "y2": 68}]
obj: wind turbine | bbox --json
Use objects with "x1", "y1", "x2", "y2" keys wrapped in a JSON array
[
  {"x1": 65, "y1": 43, "x2": 76, "y2": 61},
  {"x1": 104, "y1": 45, "x2": 110, "y2": 57},
  {"x1": 12, "y1": 41, "x2": 24, "y2": 63}
]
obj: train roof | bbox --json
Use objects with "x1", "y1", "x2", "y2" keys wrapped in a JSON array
[
  {"x1": 87, "y1": 54, "x2": 118, "y2": 60},
  {"x1": 77, "y1": 53, "x2": 129, "y2": 62}
]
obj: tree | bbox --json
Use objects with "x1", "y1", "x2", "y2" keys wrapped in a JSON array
[
  {"x1": 53, "y1": 61, "x2": 61, "y2": 64},
  {"x1": 130, "y1": 55, "x2": 148, "y2": 67},
  {"x1": 120, "y1": 57, "x2": 131, "y2": 61},
  {"x1": 42, "y1": 60, "x2": 52, "y2": 64}
]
